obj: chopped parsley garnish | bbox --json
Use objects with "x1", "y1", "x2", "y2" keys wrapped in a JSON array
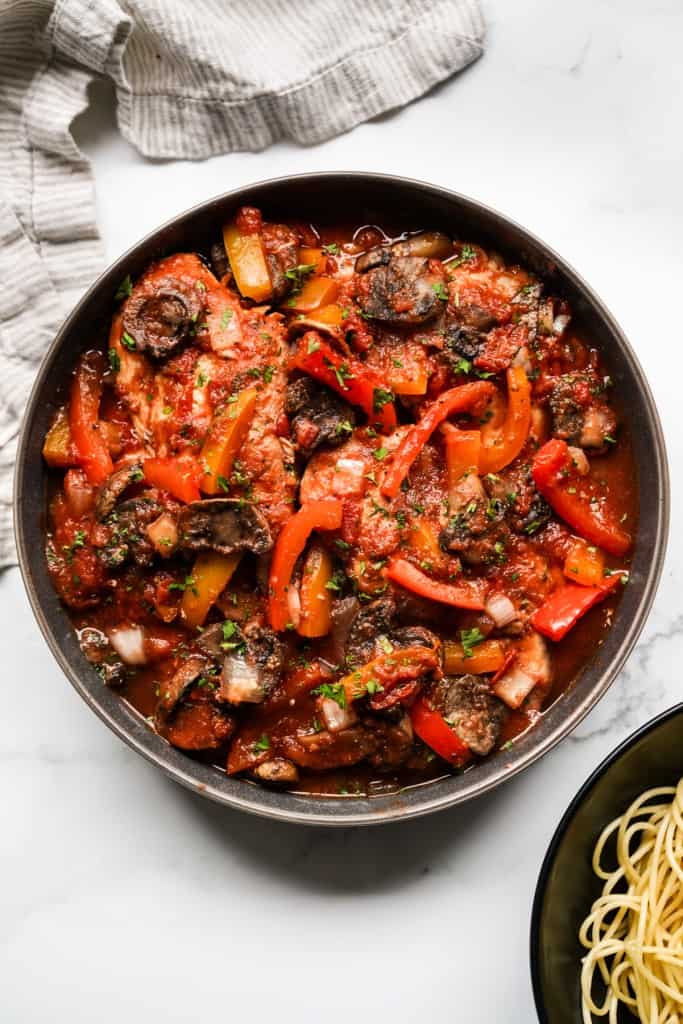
[
  {"x1": 335, "y1": 419, "x2": 353, "y2": 437},
  {"x1": 220, "y1": 620, "x2": 246, "y2": 653},
  {"x1": 322, "y1": 243, "x2": 340, "y2": 255},
  {"x1": 373, "y1": 387, "x2": 394, "y2": 412},
  {"x1": 130, "y1": 467, "x2": 144, "y2": 482},
  {"x1": 365, "y1": 680, "x2": 384, "y2": 695},
  {"x1": 196, "y1": 371, "x2": 208, "y2": 387},
  {"x1": 313, "y1": 682, "x2": 347, "y2": 708},
  {"x1": 121, "y1": 331, "x2": 136, "y2": 351},
  {"x1": 325, "y1": 571, "x2": 346, "y2": 592},
  {"x1": 115, "y1": 274, "x2": 133, "y2": 301},
  {"x1": 62, "y1": 530, "x2": 86, "y2": 562},
  {"x1": 253, "y1": 734, "x2": 270, "y2": 752},
  {"x1": 432, "y1": 281, "x2": 449, "y2": 302},
  {"x1": 455, "y1": 357, "x2": 471, "y2": 375},
  {"x1": 108, "y1": 349, "x2": 121, "y2": 372},
  {"x1": 307, "y1": 338, "x2": 320, "y2": 354},
  {"x1": 379, "y1": 635, "x2": 394, "y2": 654},
  {"x1": 324, "y1": 358, "x2": 353, "y2": 390},
  {"x1": 373, "y1": 446, "x2": 388, "y2": 461},
  {"x1": 220, "y1": 308, "x2": 233, "y2": 330},
  {"x1": 217, "y1": 475, "x2": 230, "y2": 492},
  {"x1": 449, "y1": 244, "x2": 476, "y2": 269},
  {"x1": 460, "y1": 627, "x2": 485, "y2": 658},
  {"x1": 284, "y1": 263, "x2": 316, "y2": 290},
  {"x1": 169, "y1": 575, "x2": 198, "y2": 595},
  {"x1": 195, "y1": 280, "x2": 206, "y2": 292}
]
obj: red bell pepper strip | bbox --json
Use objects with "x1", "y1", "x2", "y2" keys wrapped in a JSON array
[
  {"x1": 532, "y1": 439, "x2": 631, "y2": 557},
  {"x1": 268, "y1": 499, "x2": 343, "y2": 631},
  {"x1": 291, "y1": 334, "x2": 396, "y2": 431},
  {"x1": 531, "y1": 572, "x2": 626, "y2": 641},
  {"x1": 385, "y1": 556, "x2": 486, "y2": 610},
  {"x1": 69, "y1": 353, "x2": 113, "y2": 485},
  {"x1": 410, "y1": 695, "x2": 471, "y2": 766},
  {"x1": 381, "y1": 381, "x2": 495, "y2": 499},
  {"x1": 143, "y1": 455, "x2": 201, "y2": 504}
]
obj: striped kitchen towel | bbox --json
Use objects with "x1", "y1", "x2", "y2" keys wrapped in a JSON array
[{"x1": 0, "y1": 0, "x2": 485, "y2": 566}]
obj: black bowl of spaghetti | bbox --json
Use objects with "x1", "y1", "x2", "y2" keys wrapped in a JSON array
[{"x1": 531, "y1": 703, "x2": 683, "y2": 1023}]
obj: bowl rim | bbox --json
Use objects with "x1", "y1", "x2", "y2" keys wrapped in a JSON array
[
  {"x1": 13, "y1": 170, "x2": 670, "y2": 826},
  {"x1": 529, "y1": 700, "x2": 683, "y2": 1022}
]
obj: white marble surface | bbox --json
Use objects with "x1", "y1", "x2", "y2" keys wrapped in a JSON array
[{"x1": 2, "y1": 1, "x2": 682, "y2": 1020}]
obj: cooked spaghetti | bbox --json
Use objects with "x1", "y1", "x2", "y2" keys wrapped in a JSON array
[{"x1": 579, "y1": 779, "x2": 683, "y2": 1023}]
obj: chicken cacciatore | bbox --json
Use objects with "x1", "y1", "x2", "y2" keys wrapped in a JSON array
[{"x1": 43, "y1": 207, "x2": 637, "y2": 796}]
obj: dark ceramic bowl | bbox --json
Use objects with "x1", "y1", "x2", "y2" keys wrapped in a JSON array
[
  {"x1": 531, "y1": 703, "x2": 683, "y2": 1022},
  {"x1": 14, "y1": 173, "x2": 669, "y2": 826}
]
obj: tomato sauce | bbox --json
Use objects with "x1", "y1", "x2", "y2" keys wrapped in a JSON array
[{"x1": 43, "y1": 210, "x2": 638, "y2": 797}]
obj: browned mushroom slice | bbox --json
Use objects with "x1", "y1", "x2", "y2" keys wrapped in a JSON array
[
  {"x1": 95, "y1": 462, "x2": 143, "y2": 520},
  {"x1": 156, "y1": 656, "x2": 207, "y2": 719},
  {"x1": 285, "y1": 378, "x2": 356, "y2": 457},
  {"x1": 218, "y1": 624, "x2": 284, "y2": 706},
  {"x1": 122, "y1": 275, "x2": 205, "y2": 359},
  {"x1": 356, "y1": 255, "x2": 445, "y2": 325},
  {"x1": 355, "y1": 231, "x2": 453, "y2": 273},
  {"x1": 178, "y1": 498, "x2": 272, "y2": 556},
  {"x1": 253, "y1": 758, "x2": 299, "y2": 785}
]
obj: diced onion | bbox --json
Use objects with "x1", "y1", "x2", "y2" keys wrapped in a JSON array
[
  {"x1": 567, "y1": 446, "x2": 590, "y2": 476},
  {"x1": 107, "y1": 626, "x2": 147, "y2": 665},
  {"x1": 485, "y1": 593, "x2": 518, "y2": 628},
  {"x1": 553, "y1": 313, "x2": 571, "y2": 337},
  {"x1": 287, "y1": 583, "x2": 301, "y2": 629},
  {"x1": 331, "y1": 458, "x2": 366, "y2": 496},
  {"x1": 319, "y1": 697, "x2": 358, "y2": 733},
  {"x1": 221, "y1": 656, "x2": 264, "y2": 704},
  {"x1": 493, "y1": 666, "x2": 536, "y2": 709}
]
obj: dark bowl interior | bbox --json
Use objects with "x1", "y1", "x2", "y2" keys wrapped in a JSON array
[
  {"x1": 531, "y1": 703, "x2": 683, "y2": 1022},
  {"x1": 14, "y1": 172, "x2": 669, "y2": 825}
]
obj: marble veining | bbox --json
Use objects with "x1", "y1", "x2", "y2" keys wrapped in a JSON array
[{"x1": 2, "y1": 1, "x2": 682, "y2": 1020}]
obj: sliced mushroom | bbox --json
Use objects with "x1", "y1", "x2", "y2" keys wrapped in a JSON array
[
  {"x1": 156, "y1": 655, "x2": 206, "y2": 719},
  {"x1": 429, "y1": 674, "x2": 507, "y2": 756},
  {"x1": 355, "y1": 231, "x2": 453, "y2": 273},
  {"x1": 95, "y1": 462, "x2": 143, "y2": 520},
  {"x1": 122, "y1": 275, "x2": 205, "y2": 359},
  {"x1": 96, "y1": 495, "x2": 162, "y2": 568},
  {"x1": 178, "y1": 499, "x2": 272, "y2": 555},
  {"x1": 355, "y1": 255, "x2": 445, "y2": 325},
  {"x1": 253, "y1": 758, "x2": 299, "y2": 785},
  {"x1": 285, "y1": 378, "x2": 356, "y2": 457}
]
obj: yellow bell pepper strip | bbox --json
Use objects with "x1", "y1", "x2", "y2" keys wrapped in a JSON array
[
  {"x1": 479, "y1": 366, "x2": 531, "y2": 474},
  {"x1": 69, "y1": 352, "x2": 114, "y2": 485},
  {"x1": 291, "y1": 334, "x2": 397, "y2": 432},
  {"x1": 339, "y1": 644, "x2": 441, "y2": 705},
  {"x1": 443, "y1": 638, "x2": 507, "y2": 675},
  {"x1": 410, "y1": 694, "x2": 472, "y2": 767},
  {"x1": 408, "y1": 519, "x2": 444, "y2": 567},
  {"x1": 143, "y1": 455, "x2": 201, "y2": 504},
  {"x1": 298, "y1": 543, "x2": 334, "y2": 638},
  {"x1": 531, "y1": 571, "x2": 626, "y2": 641},
  {"x1": 442, "y1": 424, "x2": 481, "y2": 512},
  {"x1": 200, "y1": 387, "x2": 258, "y2": 496},
  {"x1": 532, "y1": 438, "x2": 632, "y2": 556},
  {"x1": 313, "y1": 303, "x2": 344, "y2": 326},
  {"x1": 380, "y1": 381, "x2": 495, "y2": 500},
  {"x1": 385, "y1": 556, "x2": 486, "y2": 610},
  {"x1": 180, "y1": 552, "x2": 241, "y2": 629},
  {"x1": 389, "y1": 372, "x2": 428, "y2": 396},
  {"x1": 563, "y1": 538, "x2": 606, "y2": 587},
  {"x1": 268, "y1": 499, "x2": 343, "y2": 632},
  {"x1": 43, "y1": 406, "x2": 76, "y2": 468},
  {"x1": 288, "y1": 276, "x2": 339, "y2": 313},
  {"x1": 223, "y1": 222, "x2": 272, "y2": 302},
  {"x1": 298, "y1": 247, "x2": 327, "y2": 273}
]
